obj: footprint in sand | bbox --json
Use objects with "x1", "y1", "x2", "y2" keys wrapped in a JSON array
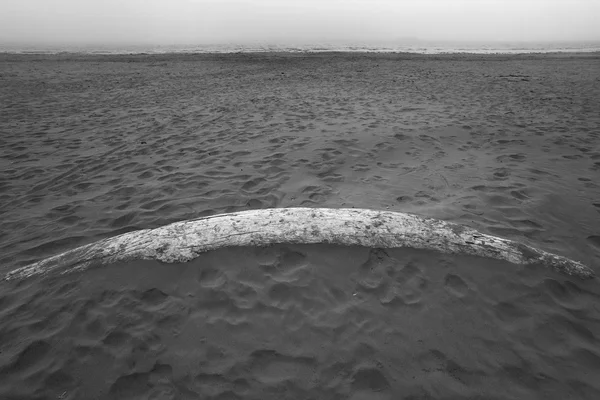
[
  {"x1": 8, "y1": 340, "x2": 52, "y2": 373},
  {"x1": 248, "y1": 349, "x2": 316, "y2": 385},
  {"x1": 586, "y1": 235, "x2": 600, "y2": 252},
  {"x1": 137, "y1": 288, "x2": 169, "y2": 308},
  {"x1": 544, "y1": 278, "x2": 585, "y2": 310},
  {"x1": 395, "y1": 195, "x2": 413, "y2": 204},
  {"x1": 496, "y1": 153, "x2": 527, "y2": 163},
  {"x1": 109, "y1": 362, "x2": 174, "y2": 399},
  {"x1": 493, "y1": 301, "x2": 530, "y2": 326},
  {"x1": 444, "y1": 273, "x2": 469, "y2": 298},
  {"x1": 492, "y1": 167, "x2": 511, "y2": 180},
  {"x1": 197, "y1": 266, "x2": 227, "y2": 288},
  {"x1": 355, "y1": 249, "x2": 392, "y2": 293},
  {"x1": 414, "y1": 191, "x2": 440, "y2": 203},
  {"x1": 279, "y1": 248, "x2": 308, "y2": 272},
  {"x1": 242, "y1": 177, "x2": 266, "y2": 191},
  {"x1": 350, "y1": 367, "x2": 392, "y2": 400},
  {"x1": 381, "y1": 262, "x2": 429, "y2": 306}
]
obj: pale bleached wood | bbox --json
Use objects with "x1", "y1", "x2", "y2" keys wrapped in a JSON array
[{"x1": 4, "y1": 208, "x2": 594, "y2": 281}]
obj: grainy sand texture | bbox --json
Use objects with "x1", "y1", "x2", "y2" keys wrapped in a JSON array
[{"x1": 1, "y1": 52, "x2": 600, "y2": 399}]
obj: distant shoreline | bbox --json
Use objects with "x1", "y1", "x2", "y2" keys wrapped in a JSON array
[
  {"x1": 2, "y1": 51, "x2": 600, "y2": 62},
  {"x1": 2, "y1": 39, "x2": 600, "y2": 57}
]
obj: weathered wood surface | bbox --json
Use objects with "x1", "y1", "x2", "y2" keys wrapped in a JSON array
[{"x1": 3, "y1": 208, "x2": 594, "y2": 281}]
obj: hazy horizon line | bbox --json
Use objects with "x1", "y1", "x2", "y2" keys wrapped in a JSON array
[{"x1": 3, "y1": 38, "x2": 600, "y2": 47}]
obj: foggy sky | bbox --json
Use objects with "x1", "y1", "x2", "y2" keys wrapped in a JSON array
[{"x1": 1, "y1": 0, "x2": 599, "y2": 45}]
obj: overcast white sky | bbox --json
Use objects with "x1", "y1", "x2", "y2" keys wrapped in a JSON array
[{"x1": 1, "y1": 0, "x2": 599, "y2": 45}]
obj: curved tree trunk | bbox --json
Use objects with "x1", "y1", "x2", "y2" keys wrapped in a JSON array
[{"x1": 4, "y1": 208, "x2": 594, "y2": 281}]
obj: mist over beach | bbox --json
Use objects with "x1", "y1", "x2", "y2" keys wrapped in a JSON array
[
  {"x1": 2, "y1": 0, "x2": 600, "y2": 46},
  {"x1": 1, "y1": 1, "x2": 600, "y2": 399}
]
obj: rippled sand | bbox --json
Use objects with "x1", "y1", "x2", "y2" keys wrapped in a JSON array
[
  {"x1": 1, "y1": 244, "x2": 600, "y2": 399},
  {"x1": 2, "y1": 53, "x2": 600, "y2": 269},
  {"x1": 1, "y1": 52, "x2": 600, "y2": 398}
]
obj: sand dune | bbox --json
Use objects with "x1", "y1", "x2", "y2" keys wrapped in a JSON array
[{"x1": 1, "y1": 52, "x2": 600, "y2": 398}]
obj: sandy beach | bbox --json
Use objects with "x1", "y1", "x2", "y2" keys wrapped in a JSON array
[{"x1": 1, "y1": 52, "x2": 600, "y2": 399}]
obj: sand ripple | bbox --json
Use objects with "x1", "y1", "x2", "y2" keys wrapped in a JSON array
[
  {"x1": 1, "y1": 53, "x2": 599, "y2": 273},
  {"x1": 1, "y1": 244, "x2": 599, "y2": 399},
  {"x1": 1, "y1": 52, "x2": 600, "y2": 399}
]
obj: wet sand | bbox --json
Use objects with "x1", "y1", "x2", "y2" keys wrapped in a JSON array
[{"x1": 1, "y1": 52, "x2": 600, "y2": 398}]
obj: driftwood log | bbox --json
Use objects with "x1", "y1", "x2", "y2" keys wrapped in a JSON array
[{"x1": 3, "y1": 208, "x2": 594, "y2": 281}]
